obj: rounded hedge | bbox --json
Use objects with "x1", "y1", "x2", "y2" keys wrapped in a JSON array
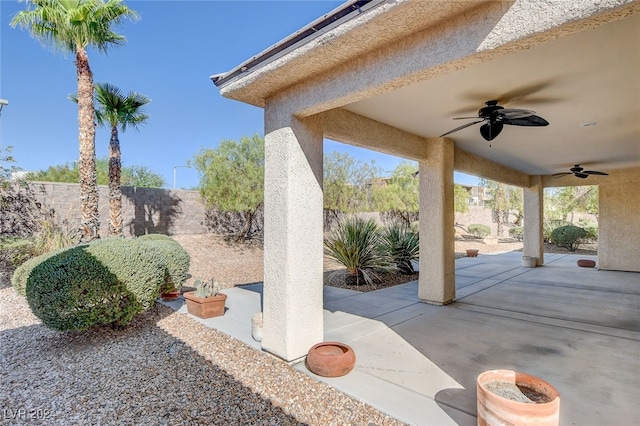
[
  {"x1": 11, "y1": 247, "x2": 65, "y2": 296},
  {"x1": 550, "y1": 225, "x2": 588, "y2": 251},
  {"x1": 468, "y1": 224, "x2": 491, "y2": 238},
  {"x1": 138, "y1": 235, "x2": 190, "y2": 291},
  {"x1": 26, "y1": 238, "x2": 165, "y2": 331}
]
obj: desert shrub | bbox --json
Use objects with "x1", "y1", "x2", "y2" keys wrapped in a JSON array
[
  {"x1": 138, "y1": 235, "x2": 190, "y2": 291},
  {"x1": 11, "y1": 247, "x2": 66, "y2": 296},
  {"x1": 579, "y1": 221, "x2": 598, "y2": 241},
  {"x1": 509, "y1": 227, "x2": 524, "y2": 241},
  {"x1": 550, "y1": 225, "x2": 588, "y2": 251},
  {"x1": 468, "y1": 224, "x2": 491, "y2": 238},
  {"x1": 26, "y1": 238, "x2": 165, "y2": 331},
  {"x1": 543, "y1": 220, "x2": 570, "y2": 242},
  {"x1": 324, "y1": 217, "x2": 395, "y2": 286},
  {"x1": 136, "y1": 233, "x2": 174, "y2": 242},
  {"x1": 1, "y1": 237, "x2": 35, "y2": 277},
  {"x1": 381, "y1": 224, "x2": 419, "y2": 274}
]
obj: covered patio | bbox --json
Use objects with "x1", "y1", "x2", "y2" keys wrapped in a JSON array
[
  {"x1": 210, "y1": 0, "x2": 640, "y2": 363},
  {"x1": 167, "y1": 252, "x2": 640, "y2": 424}
]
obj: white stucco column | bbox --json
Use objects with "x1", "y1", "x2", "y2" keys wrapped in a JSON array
[
  {"x1": 418, "y1": 138, "x2": 455, "y2": 305},
  {"x1": 523, "y1": 175, "x2": 544, "y2": 266},
  {"x1": 261, "y1": 108, "x2": 324, "y2": 362}
]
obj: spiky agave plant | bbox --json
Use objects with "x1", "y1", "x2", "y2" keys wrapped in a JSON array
[
  {"x1": 324, "y1": 217, "x2": 395, "y2": 286},
  {"x1": 381, "y1": 224, "x2": 419, "y2": 274}
]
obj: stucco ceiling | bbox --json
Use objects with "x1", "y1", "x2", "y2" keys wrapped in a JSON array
[{"x1": 343, "y1": 13, "x2": 640, "y2": 176}]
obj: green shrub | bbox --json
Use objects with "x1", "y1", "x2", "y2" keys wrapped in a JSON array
[
  {"x1": 136, "y1": 233, "x2": 174, "y2": 242},
  {"x1": 324, "y1": 218, "x2": 395, "y2": 286},
  {"x1": 381, "y1": 224, "x2": 419, "y2": 274},
  {"x1": 26, "y1": 238, "x2": 165, "y2": 331},
  {"x1": 11, "y1": 247, "x2": 65, "y2": 296},
  {"x1": 509, "y1": 227, "x2": 524, "y2": 241},
  {"x1": 550, "y1": 225, "x2": 588, "y2": 251},
  {"x1": 138, "y1": 236, "x2": 190, "y2": 291},
  {"x1": 583, "y1": 224, "x2": 598, "y2": 242},
  {"x1": 1, "y1": 237, "x2": 35, "y2": 276},
  {"x1": 543, "y1": 220, "x2": 570, "y2": 242},
  {"x1": 468, "y1": 224, "x2": 491, "y2": 238}
]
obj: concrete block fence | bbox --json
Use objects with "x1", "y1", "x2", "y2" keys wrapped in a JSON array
[{"x1": 31, "y1": 182, "x2": 208, "y2": 237}]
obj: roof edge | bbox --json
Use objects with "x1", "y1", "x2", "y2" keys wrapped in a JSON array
[{"x1": 210, "y1": 0, "x2": 384, "y2": 88}]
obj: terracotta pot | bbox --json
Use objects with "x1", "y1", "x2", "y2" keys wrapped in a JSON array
[
  {"x1": 477, "y1": 370, "x2": 560, "y2": 426},
  {"x1": 466, "y1": 249, "x2": 479, "y2": 257},
  {"x1": 183, "y1": 291, "x2": 227, "y2": 318},
  {"x1": 161, "y1": 289, "x2": 180, "y2": 301},
  {"x1": 577, "y1": 259, "x2": 596, "y2": 268},
  {"x1": 306, "y1": 342, "x2": 356, "y2": 377}
]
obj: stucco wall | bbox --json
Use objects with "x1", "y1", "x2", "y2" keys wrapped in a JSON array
[
  {"x1": 598, "y1": 169, "x2": 640, "y2": 272},
  {"x1": 30, "y1": 182, "x2": 208, "y2": 237}
]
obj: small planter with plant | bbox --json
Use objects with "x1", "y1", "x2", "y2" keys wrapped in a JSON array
[{"x1": 183, "y1": 278, "x2": 227, "y2": 319}]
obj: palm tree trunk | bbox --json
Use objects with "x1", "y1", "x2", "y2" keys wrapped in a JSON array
[
  {"x1": 76, "y1": 47, "x2": 100, "y2": 241},
  {"x1": 108, "y1": 125, "x2": 123, "y2": 236}
]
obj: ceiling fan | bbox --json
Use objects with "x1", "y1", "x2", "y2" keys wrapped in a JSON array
[
  {"x1": 552, "y1": 165, "x2": 609, "y2": 179},
  {"x1": 440, "y1": 100, "x2": 549, "y2": 142}
]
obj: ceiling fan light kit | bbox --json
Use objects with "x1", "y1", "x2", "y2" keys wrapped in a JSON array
[{"x1": 440, "y1": 100, "x2": 549, "y2": 143}]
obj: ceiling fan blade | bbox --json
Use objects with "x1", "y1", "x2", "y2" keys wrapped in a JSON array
[
  {"x1": 552, "y1": 172, "x2": 572, "y2": 178},
  {"x1": 452, "y1": 116, "x2": 481, "y2": 120},
  {"x1": 440, "y1": 119, "x2": 485, "y2": 137},
  {"x1": 479, "y1": 122, "x2": 503, "y2": 141},
  {"x1": 584, "y1": 170, "x2": 609, "y2": 176},
  {"x1": 503, "y1": 114, "x2": 549, "y2": 126},
  {"x1": 499, "y1": 108, "x2": 536, "y2": 119},
  {"x1": 575, "y1": 173, "x2": 590, "y2": 179}
]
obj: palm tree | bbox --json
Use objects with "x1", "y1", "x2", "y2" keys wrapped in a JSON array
[
  {"x1": 94, "y1": 83, "x2": 150, "y2": 236},
  {"x1": 11, "y1": 0, "x2": 138, "y2": 241}
]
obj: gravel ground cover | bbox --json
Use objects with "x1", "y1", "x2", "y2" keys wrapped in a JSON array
[{"x1": 0, "y1": 281, "x2": 404, "y2": 425}]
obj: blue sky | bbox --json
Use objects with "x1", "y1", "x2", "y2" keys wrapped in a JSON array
[{"x1": 1, "y1": 0, "x2": 479, "y2": 189}]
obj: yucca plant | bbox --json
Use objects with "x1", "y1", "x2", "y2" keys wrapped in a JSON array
[
  {"x1": 324, "y1": 217, "x2": 395, "y2": 286},
  {"x1": 381, "y1": 224, "x2": 419, "y2": 274}
]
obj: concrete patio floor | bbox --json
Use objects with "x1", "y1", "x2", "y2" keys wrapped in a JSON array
[{"x1": 164, "y1": 252, "x2": 640, "y2": 425}]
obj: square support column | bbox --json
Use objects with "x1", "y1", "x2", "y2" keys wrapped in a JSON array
[
  {"x1": 418, "y1": 138, "x2": 455, "y2": 305},
  {"x1": 262, "y1": 111, "x2": 324, "y2": 362},
  {"x1": 523, "y1": 175, "x2": 544, "y2": 266}
]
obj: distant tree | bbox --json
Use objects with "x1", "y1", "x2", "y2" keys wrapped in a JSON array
[
  {"x1": 121, "y1": 165, "x2": 164, "y2": 188},
  {"x1": 454, "y1": 184, "x2": 469, "y2": 214},
  {"x1": 479, "y1": 179, "x2": 523, "y2": 235},
  {"x1": 194, "y1": 135, "x2": 264, "y2": 241},
  {"x1": 373, "y1": 161, "x2": 419, "y2": 227},
  {"x1": 27, "y1": 159, "x2": 163, "y2": 188},
  {"x1": 323, "y1": 152, "x2": 380, "y2": 223},
  {"x1": 546, "y1": 186, "x2": 599, "y2": 222},
  {"x1": 12, "y1": 0, "x2": 139, "y2": 241}
]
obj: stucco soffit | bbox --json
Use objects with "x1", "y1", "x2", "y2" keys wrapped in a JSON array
[
  {"x1": 454, "y1": 148, "x2": 529, "y2": 187},
  {"x1": 318, "y1": 108, "x2": 428, "y2": 160}
]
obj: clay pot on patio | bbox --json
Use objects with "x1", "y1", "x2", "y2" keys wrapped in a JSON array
[
  {"x1": 466, "y1": 249, "x2": 479, "y2": 257},
  {"x1": 522, "y1": 256, "x2": 537, "y2": 268},
  {"x1": 306, "y1": 342, "x2": 356, "y2": 377},
  {"x1": 183, "y1": 291, "x2": 227, "y2": 319},
  {"x1": 577, "y1": 259, "x2": 596, "y2": 268},
  {"x1": 477, "y1": 370, "x2": 560, "y2": 426},
  {"x1": 160, "y1": 288, "x2": 180, "y2": 301}
]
